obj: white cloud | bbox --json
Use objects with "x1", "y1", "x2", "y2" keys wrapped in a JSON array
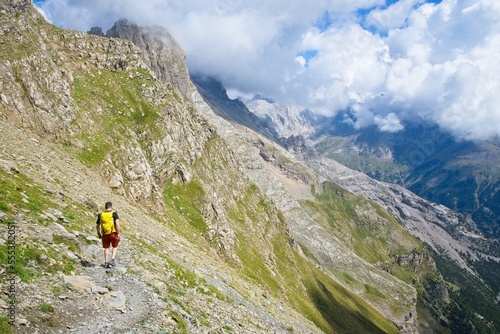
[
  {"x1": 34, "y1": 0, "x2": 500, "y2": 140},
  {"x1": 365, "y1": 0, "x2": 425, "y2": 31},
  {"x1": 374, "y1": 113, "x2": 405, "y2": 132}
]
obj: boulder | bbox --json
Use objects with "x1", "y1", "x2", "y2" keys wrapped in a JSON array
[{"x1": 62, "y1": 275, "x2": 94, "y2": 291}]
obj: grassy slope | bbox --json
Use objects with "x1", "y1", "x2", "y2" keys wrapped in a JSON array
[
  {"x1": 162, "y1": 136, "x2": 399, "y2": 333},
  {"x1": 300, "y1": 181, "x2": 457, "y2": 332}
]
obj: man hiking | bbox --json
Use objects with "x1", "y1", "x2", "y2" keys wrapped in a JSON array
[{"x1": 96, "y1": 201, "x2": 121, "y2": 268}]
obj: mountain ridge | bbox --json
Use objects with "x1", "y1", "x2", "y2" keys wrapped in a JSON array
[
  {"x1": 0, "y1": 1, "x2": 415, "y2": 333},
  {"x1": 192, "y1": 74, "x2": 500, "y2": 332},
  {"x1": 1, "y1": 1, "x2": 499, "y2": 333}
]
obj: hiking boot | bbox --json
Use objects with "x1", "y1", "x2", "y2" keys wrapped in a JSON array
[
  {"x1": 104, "y1": 262, "x2": 110, "y2": 268},
  {"x1": 109, "y1": 259, "x2": 116, "y2": 267}
]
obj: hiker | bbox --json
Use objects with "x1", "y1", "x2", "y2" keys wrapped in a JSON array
[{"x1": 96, "y1": 201, "x2": 121, "y2": 268}]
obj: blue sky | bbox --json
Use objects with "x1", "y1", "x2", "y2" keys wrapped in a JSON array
[{"x1": 34, "y1": 0, "x2": 500, "y2": 140}]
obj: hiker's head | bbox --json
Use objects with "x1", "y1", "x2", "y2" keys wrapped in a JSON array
[{"x1": 105, "y1": 202, "x2": 113, "y2": 210}]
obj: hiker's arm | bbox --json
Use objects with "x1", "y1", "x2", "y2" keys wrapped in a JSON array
[
  {"x1": 113, "y1": 212, "x2": 120, "y2": 235},
  {"x1": 114, "y1": 219, "x2": 120, "y2": 235},
  {"x1": 96, "y1": 214, "x2": 102, "y2": 237},
  {"x1": 96, "y1": 223, "x2": 102, "y2": 238}
]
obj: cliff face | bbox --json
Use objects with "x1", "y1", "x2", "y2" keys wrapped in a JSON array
[
  {"x1": 0, "y1": 1, "x2": 460, "y2": 333},
  {"x1": 106, "y1": 18, "x2": 192, "y2": 98}
]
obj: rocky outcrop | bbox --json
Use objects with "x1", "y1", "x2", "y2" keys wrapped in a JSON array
[
  {"x1": 309, "y1": 154, "x2": 484, "y2": 274},
  {"x1": 87, "y1": 26, "x2": 105, "y2": 37},
  {"x1": 106, "y1": 19, "x2": 191, "y2": 97}
]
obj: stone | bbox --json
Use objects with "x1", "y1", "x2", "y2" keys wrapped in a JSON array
[
  {"x1": 52, "y1": 222, "x2": 76, "y2": 241},
  {"x1": 25, "y1": 227, "x2": 53, "y2": 244},
  {"x1": 14, "y1": 317, "x2": 28, "y2": 326},
  {"x1": 109, "y1": 291, "x2": 126, "y2": 311},
  {"x1": 91, "y1": 286, "x2": 109, "y2": 294},
  {"x1": 0, "y1": 159, "x2": 19, "y2": 173},
  {"x1": 47, "y1": 208, "x2": 66, "y2": 220},
  {"x1": 62, "y1": 275, "x2": 94, "y2": 291},
  {"x1": 0, "y1": 299, "x2": 7, "y2": 309},
  {"x1": 66, "y1": 251, "x2": 79, "y2": 259}
]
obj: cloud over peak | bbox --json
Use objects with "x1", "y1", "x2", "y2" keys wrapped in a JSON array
[{"x1": 35, "y1": 0, "x2": 500, "y2": 140}]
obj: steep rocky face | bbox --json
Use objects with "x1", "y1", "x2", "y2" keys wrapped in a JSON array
[
  {"x1": 106, "y1": 18, "x2": 191, "y2": 98},
  {"x1": 245, "y1": 98, "x2": 317, "y2": 139},
  {"x1": 191, "y1": 74, "x2": 279, "y2": 141}
]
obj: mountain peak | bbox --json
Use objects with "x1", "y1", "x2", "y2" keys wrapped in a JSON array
[{"x1": 106, "y1": 18, "x2": 190, "y2": 97}]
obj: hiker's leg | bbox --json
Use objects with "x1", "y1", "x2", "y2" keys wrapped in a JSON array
[
  {"x1": 111, "y1": 246, "x2": 118, "y2": 260},
  {"x1": 111, "y1": 233, "x2": 120, "y2": 261},
  {"x1": 104, "y1": 247, "x2": 109, "y2": 263}
]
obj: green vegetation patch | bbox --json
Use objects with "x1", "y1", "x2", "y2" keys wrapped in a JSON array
[
  {"x1": 71, "y1": 68, "x2": 167, "y2": 166},
  {"x1": 39, "y1": 303, "x2": 55, "y2": 313},
  {"x1": 294, "y1": 248, "x2": 398, "y2": 334},
  {"x1": 315, "y1": 137, "x2": 409, "y2": 184},
  {"x1": 76, "y1": 132, "x2": 110, "y2": 167},
  {"x1": 0, "y1": 168, "x2": 56, "y2": 219},
  {"x1": 0, "y1": 243, "x2": 41, "y2": 282},
  {"x1": 427, "y1": 245, "x2": 500, "y2": 333},
  {"x1": 163, "y1": 179, "x2": 207, "y2": 234},
  {"x1": 229, "y1": 183, "x2": 398, "y2": 333},
  {"x1": 0, "y1": 317, "x2": 12, "y2": 334}
]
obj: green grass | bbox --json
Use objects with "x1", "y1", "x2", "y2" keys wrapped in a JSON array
[
  {"x1": 0, "y1": 168, "x2": 56, "y2": 219},
  {"x1": 163, "y1": 180, "x2": 207, "y2": 234},
  {"x1": 168, "y1": 311, "x2": 189, "y2": 333},
  {"x1": 0, "y1": 317, "x2": 12, "y2": 334},
  {"x1": 39, "y1": 303, "x2": 55, "y2": 313},
  {"x1": 0, "y1": 170, "x2": 86, "y2": 280},
  {"x1": 364, "y1": 284, "x2": 386, "y2": 299},
  {"x1": 303, "y1": 181, "x2": 427, "y2": 271},
  {"x1": 76, "y1": 133, "x2": 110, "y2": 167},
  {"x1": 0, "y1": 243, "x2": 40, "y2": 282},
  {"x1": 71, "y1": 68, "x2": 169, "y2": 167},
  {"x1": 53, "y1": 235, "x2": 80, "y2": 253}
]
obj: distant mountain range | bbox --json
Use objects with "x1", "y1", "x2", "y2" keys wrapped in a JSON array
[
  {"x1": 312, "y1": 117, "x2": 500, "y2": 239},
  {"x1": 191, "y1": 74, "x2": 500, "y2": 332},
  {"x1": 193, "y1": 77, "x2": 500, "y2": 239}
]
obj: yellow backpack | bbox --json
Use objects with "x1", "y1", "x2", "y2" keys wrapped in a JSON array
[{"x1": 100, "y1": 211, "x2": 116, "y2": 235}]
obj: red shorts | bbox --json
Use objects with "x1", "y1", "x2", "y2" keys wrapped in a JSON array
[{"x1": 102, "y1": 233, "x2": 120, "y2": 249}]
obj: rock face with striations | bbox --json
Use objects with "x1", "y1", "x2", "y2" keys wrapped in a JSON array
[{"x1": 106, "y1": 18, "x2": 191, "y2": 97}]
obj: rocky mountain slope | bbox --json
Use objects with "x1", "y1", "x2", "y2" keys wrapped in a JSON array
[
  {"x1": 0, "y1": 1, "x2": 498, "y2": 333},
  {"x1": 313, "y1": 118, "x2": 500, "y2": 239},
  {"x1": 0, "y1": 1, "x2": 411, "y2": 333},
  {"x1": 240, "y1": 94, "x2": 500, "y2": 241},
  {"x1": 193, "y1": 76, "x2": 500, "y2": 332}
]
